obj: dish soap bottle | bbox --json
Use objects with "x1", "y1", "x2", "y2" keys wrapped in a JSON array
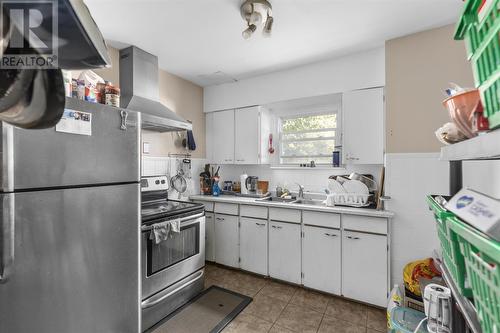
[{"x1": 212, "y1": 177, "x2": 221, "y2": 197}]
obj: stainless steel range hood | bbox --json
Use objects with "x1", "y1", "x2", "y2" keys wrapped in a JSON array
[{"x1": 119, "y1": 46, "x2": 192, "y2": 132}]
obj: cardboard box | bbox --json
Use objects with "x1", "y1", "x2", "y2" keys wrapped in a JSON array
[{"x1": 445, "y1": 188, "x2": 500, "y2": 241}]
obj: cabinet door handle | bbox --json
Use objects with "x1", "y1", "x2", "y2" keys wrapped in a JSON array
[
  {"x1": 255, "y1": 223, "x2": 266, "y2": 226},
  {"x1": 324, "y1": 233, "x2": 338, "y2": 237},
  {"x1": 346, "y1": 236, "x2": 360, "y2": 240}
]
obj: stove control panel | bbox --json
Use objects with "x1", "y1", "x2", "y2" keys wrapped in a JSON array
[{"x1": 141, "y1": 176, "x2": 170, "y2": 192}]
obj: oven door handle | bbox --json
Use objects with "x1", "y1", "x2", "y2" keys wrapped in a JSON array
[
  {"x1": 141, "y1": 212, "x2": 205, "y2": 231},
  {"x1": 141, "y1": 270, "x2": 205, "y2": 310}
]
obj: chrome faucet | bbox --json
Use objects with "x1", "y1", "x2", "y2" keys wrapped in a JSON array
[{"x1": 296, "y1": 183, "x2": 305, "y2": 199}]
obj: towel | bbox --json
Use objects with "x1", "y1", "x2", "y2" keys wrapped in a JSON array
[
  {"x1": 170, "y1": 219, "x2": 181, "y2": 234},
  {"x1": 150, "y1": 222, "x2": 170, "y2": 244},
  {"x1": 187, "y1": 130, "x2": 196, "y2": 151},
  {"x1": 149, "y1": 219, "x2": 181, "y2": 244}
]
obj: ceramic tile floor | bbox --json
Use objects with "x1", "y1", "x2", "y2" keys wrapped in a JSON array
[{"x1": 204, "y1": 263, "x2": 387, "y2": 333}]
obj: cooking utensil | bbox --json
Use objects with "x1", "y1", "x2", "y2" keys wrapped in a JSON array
[
  {"x1": 171, "y1": 159, "x2": 188, "y2": 198},
  {"x1": 268, "y1": 134, "x2": 275, "y2": 154},
  {"x1": 0, "y1": 69, "x2": 65, "y2": 129},
  {"x1": 0, "y1": 69, "x2": 36, "y2": 114}
]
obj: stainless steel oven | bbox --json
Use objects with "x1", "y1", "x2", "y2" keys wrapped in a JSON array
[
  {"x1": 140, "y1": 176, "x2": 205, "y2": 332},
  {"x1": 141, "y1": 212, "x2": 205, "y2": 299}
]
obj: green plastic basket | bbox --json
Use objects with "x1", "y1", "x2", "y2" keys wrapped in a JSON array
[
  {"x1": 426, "y1": 196, "x2": 473, "y2": 297},
  {"x1": 448, "y1": 216, "x2": 500, "y2": 333},
  {"x1": 455, "y1": 0, "x2": 500, "y2": 129}
]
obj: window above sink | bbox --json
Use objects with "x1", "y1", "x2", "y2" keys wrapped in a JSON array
[{"x1": 279, "y1": 112, "x2": 341, "y2": 166}]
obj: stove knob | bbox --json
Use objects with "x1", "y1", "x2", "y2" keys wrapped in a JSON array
[
  {"x1": 161, "y1": 180, "x2": 166, "y2": 184},
  {"x1": 155, "y1": 180, "x2": 160, "y2": 185}
]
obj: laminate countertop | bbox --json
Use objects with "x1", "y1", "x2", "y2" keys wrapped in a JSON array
[{"x1": 189, "y1": 194, "x2": 395, "y2": 219}]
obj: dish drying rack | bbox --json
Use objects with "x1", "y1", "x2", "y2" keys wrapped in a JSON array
[{"x1": 326, "y1": 193, "x2": 372, "y2": 208}]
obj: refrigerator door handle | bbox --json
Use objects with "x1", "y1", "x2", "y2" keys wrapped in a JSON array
[{"x1": 0, "y1": 194, "x2": 14, "y2": 283}]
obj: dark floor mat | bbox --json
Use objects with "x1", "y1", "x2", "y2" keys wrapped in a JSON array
[{"x1": 148, "y1": 286, "x2": 252, "y2": 333}]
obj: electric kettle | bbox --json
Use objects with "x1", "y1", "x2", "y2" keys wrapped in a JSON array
[{"x1": 245, "y1": 176, "x2": 259, "y2": 194}]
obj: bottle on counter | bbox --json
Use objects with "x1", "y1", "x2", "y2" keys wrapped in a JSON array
[{"x1": 212, "y1": 177, "x2": 221, "y2": 197}]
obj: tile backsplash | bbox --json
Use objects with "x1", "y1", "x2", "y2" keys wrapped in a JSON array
[
  {"x1": 209, "y1": 164, "x2": 383, "y2": 196},
  {"x1": 142, "y1": 156, "x2": 208, "y2": 200},
  {"x1": 143, "y1": 156, "x2": 383, "y2": 199}
]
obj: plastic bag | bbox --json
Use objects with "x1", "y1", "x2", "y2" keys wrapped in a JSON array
[
  {"x1": 403, "y1": 258, "x2": 441, "y2": 297},
  {"x1": 435, "y1": 122, "x2": 468, "y2": 145}
]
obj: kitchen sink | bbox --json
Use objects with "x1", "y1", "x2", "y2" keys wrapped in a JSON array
[
  {"x1": 291, "y1": 199, "x2": 326, "y2": 206},
  {"x1": 256, "y1": 197, "x2": 296, "y2": 203}
]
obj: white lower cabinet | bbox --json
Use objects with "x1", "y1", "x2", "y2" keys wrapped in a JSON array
[
  {"x1": 342, "y1": 230, "x2": 388, "y2": 307},
  {"x1": 239, "y1": 217, "x2": 268, "y2": 275},
  {"x1": 269, "y1": 221, "x2": 301, "y2": 284},
  {"x1": 205, "y1": 212, "x2": 215, "y2": 262},
  {"x1": 302, "y1": 226, "x2": 341, "y2": 295},
  {"x1": 214, "y1": 214, "x2": 239, "y2": 268}
]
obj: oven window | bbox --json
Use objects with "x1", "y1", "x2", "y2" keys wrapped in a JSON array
[{"x1": 147, "y1": 222, "x2": 200, "y2": 276}]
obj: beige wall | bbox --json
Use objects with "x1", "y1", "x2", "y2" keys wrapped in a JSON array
[
  {"x1": 385, "y1": 24, "x2": 474, "y2": 153},
  {"x1": 93, "y1": 47, "x2": 205, "y2": 159}
]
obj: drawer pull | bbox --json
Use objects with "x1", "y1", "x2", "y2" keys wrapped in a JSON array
[
  {"x1": 271, "y1": 225, "x2": 282, "y2": 229},
  {"x1": 216, "y1": 217, "x2": 225, "y2": 221},
  {"x1": 255, "y1": 223, "x2": 266, "y2": 227},
  {"x1": 324, "y1": 233, "x2": 338, "y2": 237},
  {"x1": 347, "y1": 236, "x2": 360, "y2": 240}
]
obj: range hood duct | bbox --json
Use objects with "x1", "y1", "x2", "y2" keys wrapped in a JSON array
[{"x1": 119, "y1": 46, "x2": 191, "y2": 132}]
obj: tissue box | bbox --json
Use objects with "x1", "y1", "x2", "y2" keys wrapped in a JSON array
[{"x1": 445, "y1": 188, "x2": 500, "y2": 241}]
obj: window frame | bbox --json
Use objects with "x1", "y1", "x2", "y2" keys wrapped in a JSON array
[{"x1": 277, "y1": 108, "x2": 342, "y2": 166}]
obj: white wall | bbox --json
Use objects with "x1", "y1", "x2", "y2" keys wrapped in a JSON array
[
  {"x1": 463, "y1": 160, "x2": 500, "y2": 199},
  {"x1": 204, "y1": 47, "x2": 385, "y2": 112},
  {"x1": 385, "y1": 153, "x2": 449, "y2": 284}
]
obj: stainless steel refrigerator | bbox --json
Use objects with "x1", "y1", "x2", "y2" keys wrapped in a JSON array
[{"x1": 0, "y1": 98, "x2": 141, "y2": 333}]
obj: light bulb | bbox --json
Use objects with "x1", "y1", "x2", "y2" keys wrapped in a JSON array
[
  {"x1": 242, "y1": 24, "x2": 257, "y2": 39},
  {"x1": 263, "y1": 16, "x2": 274, "y2": 37},
  {"x1": 249, "y1": 11, "x2": 262, "y2": 25}
]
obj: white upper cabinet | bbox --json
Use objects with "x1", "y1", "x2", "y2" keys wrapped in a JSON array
[
  {"x1": 212, "y1": 110, "x2": 235, "y2": 164},
  {"x1": 206, "y1": 107, "x2": 271, "y2": 165},
  {"x1": 235, "y1": 107, "x2": 260, "y2": 165},
  {"x1": 342, "y1": 88, "x2": 384, "y2": 164},
  {"x1": 205, "y1": 112, "x2": 214, "y2": 162}
]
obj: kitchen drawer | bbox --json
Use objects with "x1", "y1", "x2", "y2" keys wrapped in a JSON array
[
  {"x1": 303, "y1": 211, "x2": 340, "y2": 229},
  {"x1": 193, "y1": 200, "x2": 214, "y2": 212},
  {"x1": 343, "y1": 215, "x2": 387, "y2": 235},
  {"x1": 214, "y1": 202, "x2": 239, "y2": 216},
  {"x1": 240, "y1": 205, "x2": 268, "y2": 219},
  {"x1": 269, "y1": 207, "x2": 301, "y2": 224}
]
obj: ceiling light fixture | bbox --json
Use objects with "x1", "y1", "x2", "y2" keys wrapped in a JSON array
[
  {"x1": 240, "y1": 0, "x2": 273, "y2": 39},
  {"x1": 242, "y1": 24, "x2": 257, "y2": 40}
]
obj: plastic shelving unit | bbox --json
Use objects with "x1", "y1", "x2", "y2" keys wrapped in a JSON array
[{"x1": 439, "y1": 130, "x2": 500, "y2": 333}]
